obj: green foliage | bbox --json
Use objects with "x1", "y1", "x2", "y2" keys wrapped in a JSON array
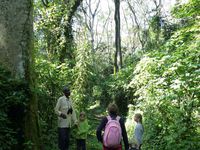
[
  {"x1": 127, "y1": 5, "x2": 200, "y2": 149},
  {"x1": 34, "y1": 1, "x2": 65, "y2": 58},
  {"x1": 0, "y1": 66, "x2": 27, "y2": 150},
  {"x1": 34, "y1": 2, "x2": 80, "y2": 146},
  {"x1": 72, "y1": 42, "x2": 97, "y2": 110},
  {"x1": 172, "y1": 0, "x2": 200, "y2": 18},
  {"x1": 106, "y1": 66, "x2": 135, "y2": 115},
  {"x1": 34, "y1": 0, "x2": 80, "y2": 65},
  {"x1": 35, "y1": 56, "x2": 73, "y2": 149},
  {"x1": 149, "y1": 15, "x2": 161, "y2": 33},
  {"x1": 32, "y1": 0, "x2": 200, "y2": 149},
  {"x1": 125, "y1": 104, "x2": 136, "y2": 142}
]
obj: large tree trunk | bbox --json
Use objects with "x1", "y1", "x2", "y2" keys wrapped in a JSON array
[
  {"x1": 0, "y1": 0, "x2": 40, "y2": 149},
  {"x1": 114, "y1": 0, "x2": 122, "y2": 73}
]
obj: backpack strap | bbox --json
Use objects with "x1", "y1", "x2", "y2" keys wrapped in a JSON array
[
  {"x1": 116, "y1": 116, "x2": 120, "y2": 121},
  {"x1": 107, "y1": 116, "x2": 111, "y2": 121},
  {"x1": 107, "y1": 116, "x2": 120, "y2": 121}
]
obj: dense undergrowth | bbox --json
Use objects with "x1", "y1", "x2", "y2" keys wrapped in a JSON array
[{"x1": 0, "y1": 67, "x2": 27, "y2": 150}]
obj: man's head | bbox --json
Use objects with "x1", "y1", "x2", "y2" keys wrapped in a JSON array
[{"x1": 63, "y1": 86, "x2": 71, "y2": 97}]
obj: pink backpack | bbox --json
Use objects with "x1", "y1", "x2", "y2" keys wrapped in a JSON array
[{"x1": 103, "y1": 116, "x2": 122, "y2": 148}]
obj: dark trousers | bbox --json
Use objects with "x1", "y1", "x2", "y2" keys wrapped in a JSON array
[
  {"x1": 58, "y1": 127, "x2": 70, "y2": 150},
  {"x1": 76, "y1": 139, "x2": 86, "y2": 150}
]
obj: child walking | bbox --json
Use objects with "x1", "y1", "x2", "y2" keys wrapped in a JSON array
[
  {"x1": 132, "y1": 113, "x2": 144, "y2": 150},
  {"x1": 76, "y1": 111, "x2": 90, "y2": 150},
  {"x1": 96, "y1": 103, "x2": 129, "y2": 150}
]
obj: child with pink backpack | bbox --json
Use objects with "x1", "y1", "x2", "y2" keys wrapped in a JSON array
[{"x1": 96, "y1": 103, "x2": 129, "y2": 150}]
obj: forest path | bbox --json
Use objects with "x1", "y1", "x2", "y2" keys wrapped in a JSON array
[{"x1": 84, "y1": 106, "x2": 106, "y2": 149}]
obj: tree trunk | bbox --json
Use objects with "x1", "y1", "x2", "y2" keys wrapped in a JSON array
[
  {"x1": 60, "y1": 0, "x2": 83, "y2": 66},
  {"x1": 127, "y1": 0, "x2": 145, "y2": 49},
  {"x1": 114, "y1": 0, "x2": 122, "y2": 73},
  {"x1": 153, "y1": 0, "x2": 162, "y2": 46},
  {"x1": 0, "y1": 0, "x2": 40, "y2": 149}
]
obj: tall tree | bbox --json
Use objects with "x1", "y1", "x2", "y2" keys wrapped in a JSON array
[
  {"x1": 81, "y1": 0, "x2": 100, "y2": 52},
  {"x1": 36, "y1": 0, "x2": 83, "y2": 66},
  {"x1": 126, "y1": 0, "x2": 145, "y2": 48},
  {"x1": 0, "y1": 0, "x2": 40, "y2": 149},
  {"x1": 152, "y1": 0, "x2": 162, "y2": 44},
  {"x1": 59, "y1": 0, "x2": 83, "y2": 64},
  {"x1": 114, "y1": 0, "x2": 122, "y2": 73}
]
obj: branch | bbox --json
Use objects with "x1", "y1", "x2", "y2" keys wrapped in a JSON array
[{"x1": 41, "y1": 0, "x2": 49, "y2": 7}]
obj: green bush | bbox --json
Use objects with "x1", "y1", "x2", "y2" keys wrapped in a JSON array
[
  {"x1": 0, "y1": 66, "x2": 27, "y2": 150},
  {"x1": 126, "y1": 1, "x2": 200, "y2": 149},
  {"x1": 128, "y1": 21, "x2": 200, "y2": 150}
]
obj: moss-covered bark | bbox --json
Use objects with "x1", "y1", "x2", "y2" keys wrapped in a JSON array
[
  {"x1": 0, "y1": 0, "x2": 40, "y2": 149},
  {"x1": 59, "y1": 0, "x2": 83, "y2": 66}
]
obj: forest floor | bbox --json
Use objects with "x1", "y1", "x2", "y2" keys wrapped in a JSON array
[{"x1": 86, "y1": 106, "x2": 105, "y2": 149}]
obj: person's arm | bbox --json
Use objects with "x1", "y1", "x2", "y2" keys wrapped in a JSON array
[
  {"x1": 96, "y1": 117, "x2": 107, "y2": 143},
  {"x1": 55, "y1": 98, "x2": 61, "y2": 116},
  {"x1": 120, "y1": 117, "x2": 129, "y2": 150}
]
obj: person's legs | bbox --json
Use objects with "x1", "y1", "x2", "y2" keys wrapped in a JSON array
[
  {"x1": 58, "y1": 128, "x2": 67, "y2": 150},
  {"x1": 65, "y1": 128, "x2": 70, "y2": 150},
  {"x1": 76, "y1": 139, "x2": 82, "y2": 150},
  {"x1": 80, "y1": 139, "x2": 86, "y2": 150}
]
